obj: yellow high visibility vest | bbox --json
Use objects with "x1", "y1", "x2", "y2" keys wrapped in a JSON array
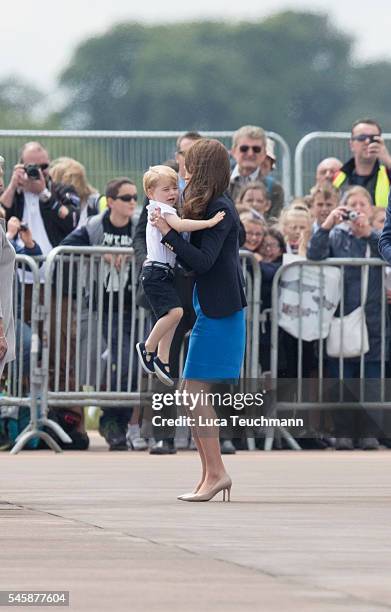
[
  {"x1": 333, "y1": 165, "x2": 390, "y2": 207},
  {"x1": 98, "y1": 195, "x2": 108, "y2": 212}
]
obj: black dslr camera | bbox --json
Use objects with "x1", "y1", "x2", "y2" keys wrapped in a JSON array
[
  {"x1": 24, "y1": 164, "x2": 41, "y2": 180},
  {"x1": 51, "y1": 183, "x2": 81, "y2": 217}
]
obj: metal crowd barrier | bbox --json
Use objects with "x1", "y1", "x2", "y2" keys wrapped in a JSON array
[
  {"x1": 40, "y1": 245, "x2": 140, "y2": 415},
  {"x1": 0, "y1": 129, "x2": 291, "y2": 199},
  {"x1": 295, "y1": 131, "x2": 391, "y2": 196},
  {"x1": 240, "y1": 251, "x2": 262, "y2": 379},
  {"x1": 267, "y1": 257, "x2": 389, "y2": 451},
  {"x1": 0, "y1": 248, "x2": 264, "y2": 453},
  {"x1": 10, "y1": 250, "x2": 390, "y2": 453},
  {"x1": 0, "y1": 255, "x2": 56, "y2": 454}
]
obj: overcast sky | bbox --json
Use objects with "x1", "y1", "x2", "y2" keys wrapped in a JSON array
[{"x1": 2, "y1": 0, "x2": 390, "y2": 91}]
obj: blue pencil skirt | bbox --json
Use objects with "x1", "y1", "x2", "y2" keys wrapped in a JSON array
[{"x1": 182, "y1": 286, "x2": 246, "y2": 382}]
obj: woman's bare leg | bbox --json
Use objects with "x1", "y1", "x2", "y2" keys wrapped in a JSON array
[
  {"x1": 184, "y1": 379, "x2": 228, "y2": 495},
  {"x1": 178, "y1": 380, "x2": 206, "y2": 492},
  {"x1": 189, "y1": 428, "x2": 206, "y2": 493}
]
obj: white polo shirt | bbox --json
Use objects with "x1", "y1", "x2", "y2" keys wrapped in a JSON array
[{"x1": 145, "y1": 200, "x2": 178, "y2": 267}]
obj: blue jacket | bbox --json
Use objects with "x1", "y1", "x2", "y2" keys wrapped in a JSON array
[
  {"x1": 379, "y1": 191, "x2": 391, "y2": 263},
  {"x1": 308, "y1": 225, "x2": 386, "y2": 362},
  {"x1": 161, "y1": 192, "x2": 247, "y2": 318}
]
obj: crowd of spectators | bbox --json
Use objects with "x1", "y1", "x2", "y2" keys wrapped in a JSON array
[{"x1": 1, "y1": 117, "x2": 391, "y2": 453}]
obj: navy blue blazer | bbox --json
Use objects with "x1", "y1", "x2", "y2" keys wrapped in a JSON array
[{"x1": 161, "y1": 192, "x2": 247, "y2": 318}]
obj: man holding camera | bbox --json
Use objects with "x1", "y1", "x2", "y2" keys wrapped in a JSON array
[
  {"x1": 333, "y1": 119, "x2": 391, "y2": 207},
  {"x1": 0, "y1": 142, "x2": 78, "y2": 252},
  {"x1": 0, "y1": 142, "x2": 82, "y2": 447}
]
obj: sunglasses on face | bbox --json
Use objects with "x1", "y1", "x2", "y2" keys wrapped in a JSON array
[
  {"x1": 351, "y1": 134, "x2": 380, "y2": 143},
  {"x1": 239, "y1": 145, "x2": 262, "y2": 154},
  {"x1": 113, "y1": 194, "x2": 138, "y2": 202}
]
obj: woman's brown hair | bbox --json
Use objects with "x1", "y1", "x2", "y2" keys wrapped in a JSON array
[{"x1": 183, "y1": 139, "x2": 230, "y2": 219}]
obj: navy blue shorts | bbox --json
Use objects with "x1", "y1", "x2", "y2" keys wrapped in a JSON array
[{"x1": 141, "y1": 264, "x2": 182, "y2": 320}]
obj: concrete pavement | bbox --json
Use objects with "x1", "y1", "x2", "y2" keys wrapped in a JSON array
[{"x1": 0, "y1": 435, "x2": 390, "y2": 611}]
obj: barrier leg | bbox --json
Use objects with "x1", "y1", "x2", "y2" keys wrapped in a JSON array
[
  {"x1": 279, "y1": 426, "x2": 302, "y2": 450},
  {"x1": 264, "y1": 427, "x2": 274, "y2": 451},
  {"x1": 39, "y1": 417, "x2": 72, "y2": 444},
  {"x1": 11, "y1": 429, "x2": 63, "y2": 454},
  {"x1": 247, "y1": 436, "x2": 257, "y2": 451}
]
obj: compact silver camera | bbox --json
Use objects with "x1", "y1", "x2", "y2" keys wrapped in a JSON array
[{"x1": 341, "y1": 210, "x2": 359, "y2": 221}]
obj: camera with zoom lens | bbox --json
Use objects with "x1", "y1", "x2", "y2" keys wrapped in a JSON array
[
  {"x1": 24, "y1": 164, "x2": 41, "y2": 180},
  {"x1": 62, "y1": 191, "x2": 81, "y2": 208},
  {"x1": 55, "y1": 183, "x2": 81, "y2": 209},
  {"x1": 341, "y1": 210, "x2": 359, "y2": 221}
]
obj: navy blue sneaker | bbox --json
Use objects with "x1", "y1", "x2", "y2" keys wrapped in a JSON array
[
  {"x1": 136, "y1": 342, "x2": 156, "y2": 375},
  {"x1": 153, "y1": 357, "x2": 175, "y2": 387}
]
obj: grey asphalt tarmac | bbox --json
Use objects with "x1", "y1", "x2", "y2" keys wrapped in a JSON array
[{"x1": 0, "y1": 434, "x2": 390, "y2": 611}]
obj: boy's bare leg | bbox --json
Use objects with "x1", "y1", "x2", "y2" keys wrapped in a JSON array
[
  {"x1": 157, "y1": 320, "x2": 182, "y2": 364},
  {"x1": 145, "y1": 308, "x2": 183, "y2": 355}
]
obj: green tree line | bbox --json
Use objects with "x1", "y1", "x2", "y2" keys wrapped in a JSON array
[{"x1": 2, "y1": 11, "x2": 391, "y2": 147}]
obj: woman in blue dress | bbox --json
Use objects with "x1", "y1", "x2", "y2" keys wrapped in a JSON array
[{"x1": 152, "y1": 139, "x2": 247, "y2": 502}]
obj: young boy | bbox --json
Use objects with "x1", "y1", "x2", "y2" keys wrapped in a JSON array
[
  {"x1": 310, "y1": 182, "x2": 339, "y2": 233},
  {"x1": 136, "y1": 165, "x2": 225, "y2": 386}
]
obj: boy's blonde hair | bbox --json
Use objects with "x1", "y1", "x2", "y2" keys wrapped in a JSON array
[{"x1": 143, "y1": 165, "x2": 178, "y2": 195}]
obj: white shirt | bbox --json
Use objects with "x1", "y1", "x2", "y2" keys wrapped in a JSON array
[
  {"x1": 146, "y1": 200, "x2": 178, "y2": 267},
  {"x1": 312, "y1": 221, "x2": 320, "y2": 235},
  {"x1": 17, "y1": 192, "x2": 53, "y2": 255},
  {"x1": 16, "y1": 191, "x2": 53, "y2": 283},
  {"x1": 230, "y1": 164, "x2": 261, "y2": 183}
]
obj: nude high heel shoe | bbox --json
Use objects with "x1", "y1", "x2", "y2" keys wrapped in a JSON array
[
  {"x1": 177, "y1": 482, "x2": 203, "y2": 500},
  {"x1": 177, "y1": 491, "x2": 197, "y2": 500},
  {"x1": 179, "y1": 475, "x2": 232, "y2": 502}
]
